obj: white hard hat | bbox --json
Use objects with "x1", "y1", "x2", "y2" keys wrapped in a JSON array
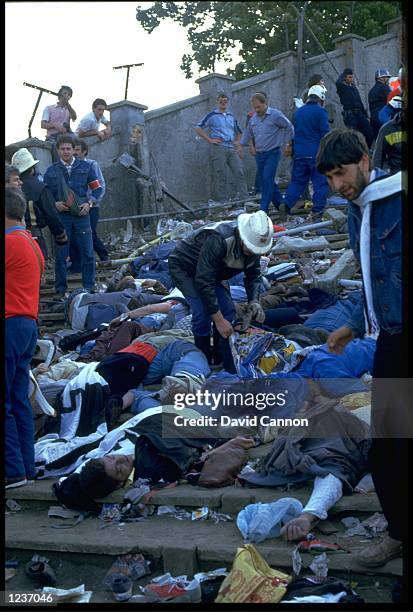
[
  {"x1": 237, "y1": 210, "x2": 273, "y2": 255},
  {"x1": 307, "y1": 85, "x2": 326, "y2": 101},
  {"x1": 11, "y1": 148, "x2": 40, "y2": 174},
  {"x1": 389, "y1": 95, "x2": 403, "y2": 109}
]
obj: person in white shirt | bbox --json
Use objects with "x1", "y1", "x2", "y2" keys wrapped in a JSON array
[{"x1": 76, "y1": 98, "x2": 112, "y2": 140}]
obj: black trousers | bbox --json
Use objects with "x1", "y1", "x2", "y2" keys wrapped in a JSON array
[{"x1": 369, "y1": 330, "x2": 410, "y2": 542}]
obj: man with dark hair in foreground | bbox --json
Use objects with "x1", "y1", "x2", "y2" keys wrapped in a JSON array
[{"x1": 316, "y1": 128, "x2": 409, "y2": 578}]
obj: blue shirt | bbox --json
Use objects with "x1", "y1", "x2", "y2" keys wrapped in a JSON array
[
  {"x1": 240, "y1": 106, "x2": 294, "y2": 152},
  {"x1": 291, "y1": 101, "x2": 330, "y2": 158},
  {"x1": 197, "y1": 109, "x2": 242, "y2": 148}
]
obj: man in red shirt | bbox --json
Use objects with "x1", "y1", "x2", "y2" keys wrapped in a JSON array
[{"x1": 5, "y1": 186, "x2": 44, "y2": 489}]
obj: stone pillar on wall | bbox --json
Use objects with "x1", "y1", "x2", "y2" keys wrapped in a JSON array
[
  {"x1": 107, "y1": 100, "x2": 152, "y2": 219},
  {"x1": 333, "y1": 34, "x2": 368, "y2": 103},
  {"x1": 385, "y1": 17, "x2": 405, "y2": 65},
  {"x1": 270, "y1": 51, "x2": 297, "y2": 110},
  {"x1": 196, "y1": 73, "x2": 236, "y2": 100}
]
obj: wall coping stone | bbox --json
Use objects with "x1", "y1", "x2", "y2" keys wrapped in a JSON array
[
  {"x1": 270, "y1": 50, "x2": 296, "y2": 62},
  {"x1": 231, "y1": 68, "x2": 284, "y2": 92},
  {"x1": 304, "y1": 49, "x2": 345, "y2": 66},
  {"x1": 195, "y1": 73, "x2": 236, "y2": 84},
  {"x1": 363, "y1": 30, "x2": 398, "y2": 47},
  {"x1": 108, "y1": 100, "x2": 148, "y2": 111},
  {"x1": 145, "y1": 93, "x2": 209, "y2": 121},
  {"x1": 333, "y1": 33, "x2": 366, "y2": 44},
  {"x1": 384, "y1": 16, "x2": 402, "y2": 26}
]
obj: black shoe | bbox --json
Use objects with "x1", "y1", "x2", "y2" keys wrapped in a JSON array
[{"x1": 25, "y1": 556, "x2": 57, "y2": 586}]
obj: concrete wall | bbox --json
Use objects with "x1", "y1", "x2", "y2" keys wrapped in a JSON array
[
  {"x1": 144, "y1": 18, "x2": 402, "y2": 203},
  {"x1": 6, "y1": 18, "x2": 402, "y2": 212}
]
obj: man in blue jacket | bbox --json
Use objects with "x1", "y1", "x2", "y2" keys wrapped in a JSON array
[
  {"x1": 279, "y1": 85, "x2": 329, "y2": 221},
  {"x1": 316, "y1": 129, "x2": 409, "y2": 575},
  {"x1": 44, "y1": 135, "x2": 103, "y2": 297}
]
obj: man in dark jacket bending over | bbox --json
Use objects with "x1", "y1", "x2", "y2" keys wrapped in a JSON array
[{"x1": 168, "y1": 210, "x2": 273, "y2": 372}]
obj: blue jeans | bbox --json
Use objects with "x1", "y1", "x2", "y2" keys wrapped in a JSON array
[
  {"x1": 69, "y1": 206, "x2": 108, "y2": 273},
  {"x1": 185, "y1": 284, "x2": 236, "y2": 337},
  {"x1": 284, "y1": 157, "x2": 329, "y2": 214},
  {"x1": 255, "y1": 147, "x2": 283, "y2": 212},
  {"x1": 143, "y1": 340, "x2": 211, "y2": 385},
  {"x1": 55, "y1": 213, "x2": 95, "y2": 293},
  {"x1": 6, "y1": 317, "x2": 38, "y2": 479}
]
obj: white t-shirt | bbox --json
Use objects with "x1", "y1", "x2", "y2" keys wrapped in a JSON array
[{"x1": 76, "y1": 111, "x2": 109, "y2": 135}]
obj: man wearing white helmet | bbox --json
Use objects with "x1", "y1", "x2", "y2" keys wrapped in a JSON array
[
  {"x1": 368, "y1": 69, "x2": 391, "y2": 140},
  {"x1": 279, "y1": 85, "x2": 330, "y2": 222},
  {"x1": 168, "y1": 210, "x2": 273, "y2": 372},
  {"x1": 11, "y1": 148, "x2": 67, "y2": 257}
]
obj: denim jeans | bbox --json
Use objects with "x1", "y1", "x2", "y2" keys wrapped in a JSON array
[
  {"x1": 185, "y1": 284, "x2": 236, "y2": 337},
  {"x1": 69, "y1": 206, "x2": 108, "y2": 272},
  {"x1": 143, "y1": 340, "x2": 211, "y2": 385},
  {"x1": 6, "y1": 317, "x2": 38, "y2": 479},
  {"x1": 304, "y1": 293, "x2": 361, "y2": 333},
  {"x1": 283, "y1": 157, "x2": 329, "y2": 214},
  {"x1": 255, "y1": 147, "x2": 283, "y2": 212},
  {"x1": 55, "y1": 212, "x2": 95, "y2": 293}
]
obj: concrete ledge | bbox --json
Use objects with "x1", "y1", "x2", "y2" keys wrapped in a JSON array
[
  {"x1": 6, "y1": 512, "x2": 401, "y2": 576},
  {"x1": 231, "y1": 69, "x2": 284, "y2": 92},
  {"x1": 145, "y1": 94, "x2": 209, "y2": 121},
  {"x1": 363, "y1": 31, "x2": 399, "y2": 47},
  {"x1": 195, "y1": 73, "x2": 236, "y2": 84},
  {"x1": 304, "y1": 49, "x2": 345, "y2": 67}
]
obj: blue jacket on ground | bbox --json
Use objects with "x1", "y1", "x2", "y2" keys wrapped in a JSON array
[
  {"x1": 295, "y1": 338, "x2": 376, "y2": 397},
  {"x1": 346, "y1": 168, "x2": 403, "y2": 337},
  {"x1": 291, "y1": 101, "x2": 330, "y2": 158},
  {"x1": 44, "y1": 158, "x2": 103, "y2": 204}
]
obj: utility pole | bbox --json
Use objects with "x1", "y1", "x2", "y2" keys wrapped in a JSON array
[
  {"x1": 113, "y1": 62, "x2": 144, "y2": 99},
  {"x1": 296, "y1": 2, "x2": 309, "y2": 96}
]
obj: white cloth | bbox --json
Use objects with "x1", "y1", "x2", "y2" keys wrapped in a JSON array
[
  {"x1": 302, "y1": 473, "x2": 343, "y2": 520},
  {"x1": 353, "y1": 170, "x2": 402, "y2": 335}
]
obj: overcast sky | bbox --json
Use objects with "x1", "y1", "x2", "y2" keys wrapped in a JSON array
[{"x1": 5, "y1": 1, "x2": 237, "y2": 144}]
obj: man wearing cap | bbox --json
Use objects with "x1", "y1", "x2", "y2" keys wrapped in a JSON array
[
  {"x1": 368, "y1": 69, "x2": 391, "y2": 140},
  {"x1": 336, "y1": 69, "x2": 373, "y2": 148},
  {"x1": 168, "y1": 210, "x2": 273, "y2": 372},
  {"x1": 240, "y1": 93, "x2": 294, "y2": 213},
  {"x1": 279, "y1": 85, "x2": 330, "y2": 222},
  {"x1": 11, "y1": 148, "x2": 67, "y2": 258}
]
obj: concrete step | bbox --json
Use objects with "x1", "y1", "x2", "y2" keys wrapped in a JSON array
[
  {"x1": 6, "y1": 479, "x2": 382, "y2": 516},
  {"x1": 6, "y1": 507, "x2": 402, "y2": 579}
]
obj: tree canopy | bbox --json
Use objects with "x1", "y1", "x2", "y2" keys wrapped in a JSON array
[{"x1": 136, "y1": 1, "x2": 402, "y2": 80}]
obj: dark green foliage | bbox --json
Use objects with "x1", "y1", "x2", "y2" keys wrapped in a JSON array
[{"x1": 136, "y1": 1, "x2": 402, "y2": 79}]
